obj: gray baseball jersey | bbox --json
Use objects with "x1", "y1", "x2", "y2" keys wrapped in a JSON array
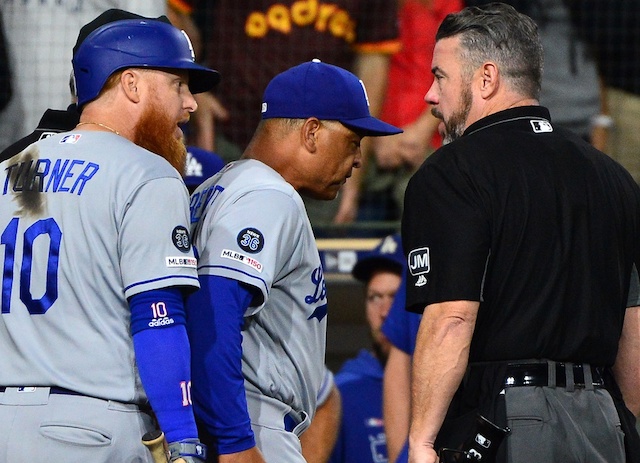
[
  {"x1": 189, "y1": 158, "x2": 327, "y2": 417},
  {"x1": 0, "y1": 131, "x2": 199, "y2": 403}
]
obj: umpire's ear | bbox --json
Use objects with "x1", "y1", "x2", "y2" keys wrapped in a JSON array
[
  {"x1": 301, "y1": 117, "x2": 321, "y2": 153},
  {"x1": 121, "y1": 69, "x2": 142, "y2": 104},
  {"x1": 478, "y1": 61, "x2": 500, "y2": 99}
]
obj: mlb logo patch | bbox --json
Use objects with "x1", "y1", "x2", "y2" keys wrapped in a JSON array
[
  {"x1": 38, "y1": 131, "x2": 57, "y2": 141},
  {"x1": 17, "y1": 387, "x2": 36, "y2": 393},
  {"x1": 530, "y1": 120, "x2": 553, "y2": 133},
  {"x1": 59, "y1": 134, "x2": 81, "y2": 144}
]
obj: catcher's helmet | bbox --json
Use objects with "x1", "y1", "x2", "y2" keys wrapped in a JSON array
[{"x1": 72, "y1": 18, "x2": 220, "y2": 108}]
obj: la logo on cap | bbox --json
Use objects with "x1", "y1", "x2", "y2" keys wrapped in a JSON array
[{"x1": 358, "y1": 80, "x2": 370, "y2": 107}]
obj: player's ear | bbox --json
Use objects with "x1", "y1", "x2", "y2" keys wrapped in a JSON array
[
  {"x1": 302, "y1": 117, "x2": 321, "y2": 153},
  {"x1": 121, "y1": 69, "x2": 141, "y2": 104}
]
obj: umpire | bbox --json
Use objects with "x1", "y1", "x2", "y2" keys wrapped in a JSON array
[{"x1": 402, "y1": 3, "x2": 640, "y2": 463}]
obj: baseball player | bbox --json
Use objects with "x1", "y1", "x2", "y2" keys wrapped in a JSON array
[
  {"x1": 183, "y1": 146, "x2": 225, "y2": 194},
  {"x1": 0, "y1": 10, "x2": 219, "y2": 463},
  {"x1": 186, "y1": 60, "x2": 401, "y2": 463},
  {"x1": 300, "y1": 366, "x2": 343, "y2": 463},
  {"x1": 329, "y1": 233, "x2": 405, "y2": 463},
  {"x1": 380, "y1": 274, "x2": 420, "y2": 463}
]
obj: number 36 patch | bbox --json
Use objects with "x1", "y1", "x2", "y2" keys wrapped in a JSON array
[
  {"x1": 172, "y1": 226, "x2": 191, "y2": 253},
  {"x1": 237, "y1": 227, "x2": 264, "y2": 254}
]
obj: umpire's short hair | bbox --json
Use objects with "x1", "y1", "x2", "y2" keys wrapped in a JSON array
[{"x1": 436, "y1": 2, "x2": 543, "y2": 100}]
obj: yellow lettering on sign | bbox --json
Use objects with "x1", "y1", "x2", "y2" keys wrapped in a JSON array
[
  {"x1": 245, "y1": 12, "x2": 269, "y2": 38},
  {"x1": 328, "y1": 9, "x2": 355, "y2": 42},
  {"x1": 315, "y1": 4, "x2": 338, "y2": 32},
  {"x1": 291, "y1": 0, "x2": 318, "y2": 27},
  {"x1": 245, "y1": 3, "x2": 356, "y2": 41},
  {"x1": 267, "y1": 4, "x2": 292, "y2": 34}
]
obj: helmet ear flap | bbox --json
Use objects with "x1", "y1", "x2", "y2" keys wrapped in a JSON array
[{"x1": 72, "y1": 19, "x2": 220, "y2": 108}]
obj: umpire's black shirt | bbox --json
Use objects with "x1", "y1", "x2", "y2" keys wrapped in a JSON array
[{"x1": 402, "y1": 106, "x2": 640, "y2": 366}]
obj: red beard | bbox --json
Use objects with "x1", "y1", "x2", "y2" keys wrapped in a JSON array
[{"x1": 133, "y1": 98, "x2": 187, "y2": 174}]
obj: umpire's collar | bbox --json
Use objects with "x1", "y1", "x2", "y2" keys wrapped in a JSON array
[{"x1": 464, "y1": 106, "x2": 552, "y2": 137}]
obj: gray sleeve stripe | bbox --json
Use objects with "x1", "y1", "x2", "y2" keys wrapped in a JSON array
[
  {"x1": 198, "y1": 264, "x2": 270, "y2": 295},
  {"x1": 125, "y1": 274, "x2": 200, "y2": 292}
]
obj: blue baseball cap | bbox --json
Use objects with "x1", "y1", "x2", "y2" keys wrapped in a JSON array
[
  {"x1": 261, "y1": 59, "x2": 402, "y2": 137},
  {"x1": 184, "y1": 146, "x2": 225, "y2": 190},
  {"x1": 352, "y1": 233, "x2": 405, "y2": 282}
]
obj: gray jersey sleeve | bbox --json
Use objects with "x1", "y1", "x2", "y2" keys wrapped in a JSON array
[
  {"x1": 196, "y1": 187, "x2": 302, "y2": 314},
  {"x1": 121, "y1": 177, "x2": 199, "y2": 299}
]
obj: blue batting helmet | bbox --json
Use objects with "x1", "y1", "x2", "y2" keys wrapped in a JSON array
[{"x1": 72, "y1": 18, "x2": 220, "y2": 108}]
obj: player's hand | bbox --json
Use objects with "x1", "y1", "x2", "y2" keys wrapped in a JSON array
[{"x1": 168, "y1": 439, "x2": 207, "y2": 462}]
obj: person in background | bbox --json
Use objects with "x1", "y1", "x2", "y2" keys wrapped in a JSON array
[
  {"x1": 301, "y1": 367, "x2": 343, "y2": 463},
  {"x1": 466, "y1": 0, "x2": 607, "y2": 149},
  {"x1": 574, "y1": 0, "x2": 640, "y2": 184},
  {"x1": 330, "y1": 234, "x2": 404, "y2": 463},
  {"x1": 360, "y1": 0, "x2": 463, "y2": 222},
  {"x1": 379, "y1": 274, "x2": 421, "y2": 463},
  {"x1": 0, "y1": 1, "x2": 192, "y2": 151},
  {"x1": 189, "y1": 0, "x2": 401, "y2": 227},
  {"x1": 0, "y1": 105, "x2": 80, "y2": 163},
  {"x1": 329, "y1": 233, "x2": 405, "y2": 463},
  {"x1": 184, "y1": 145, "x2": 226, "y2": 194}
]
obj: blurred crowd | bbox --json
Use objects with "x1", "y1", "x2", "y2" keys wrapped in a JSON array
[{"x1": 2, "y1": 0, "x2": 638, "y2": 235}]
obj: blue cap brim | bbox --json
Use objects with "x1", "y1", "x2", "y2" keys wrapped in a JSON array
[{"x1": 342, "y1": 116, "x2": 403, "y2": 136}]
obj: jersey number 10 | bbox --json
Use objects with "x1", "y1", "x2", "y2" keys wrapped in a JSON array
[{"x1": 1, "y1": 217, "x2": 61, "y2": 314}]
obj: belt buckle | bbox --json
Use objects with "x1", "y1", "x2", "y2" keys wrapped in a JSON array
[{"x1": 504, "y1": 363, "x2": 547, "y2": 387}]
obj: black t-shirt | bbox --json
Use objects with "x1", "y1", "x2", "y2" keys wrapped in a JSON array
[
  {"x1": 402, "y1": 106, "x2": 640, "y2": 366},
  {"x1": 0, "y1": 106, "x2": 79, "y2": 163}
]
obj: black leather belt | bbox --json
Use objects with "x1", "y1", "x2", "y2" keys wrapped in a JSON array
[
  {"x1": 505, "y1": 362, "x2": 605, "y2": 388},
  {"x1": 0, "y1": 386, "x2": 83, "y2": 395}
]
